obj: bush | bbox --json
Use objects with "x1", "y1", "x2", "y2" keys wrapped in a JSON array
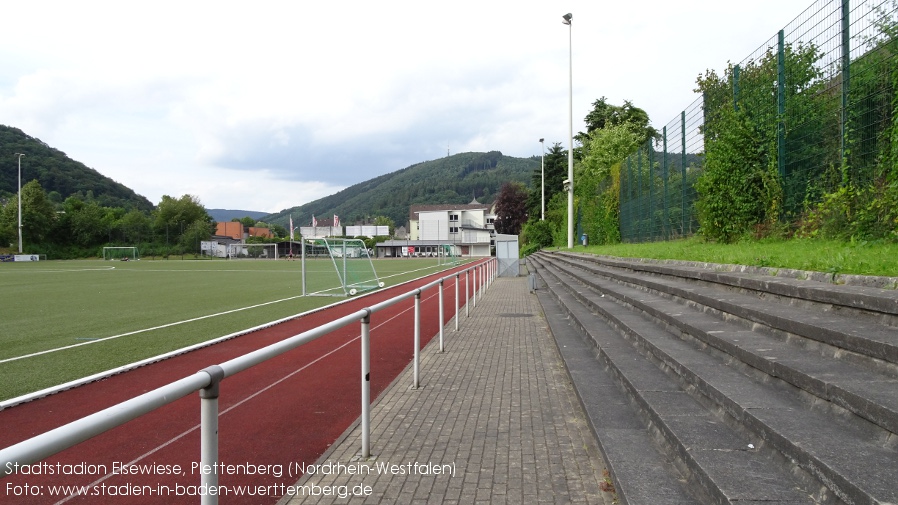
[{"x1": 521, "y1": 219, "x2": 555, "y2": 255}]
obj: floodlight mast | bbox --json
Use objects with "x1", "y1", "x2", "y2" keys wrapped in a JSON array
[
  {"x1": 15, "y1": 153, "x2": 24, "y2": 253},
  {"x1": 562, "y1": 12, "x2": 574, "y2": 248}
]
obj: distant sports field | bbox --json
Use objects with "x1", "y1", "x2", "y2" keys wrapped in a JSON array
[{"x1": 0, "y1": 257, "x2": 468, "y2": 402}]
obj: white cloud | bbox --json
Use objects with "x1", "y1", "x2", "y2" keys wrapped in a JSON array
[{"x1": 0, "y1": 0, "x2": 805, "y2": 214}]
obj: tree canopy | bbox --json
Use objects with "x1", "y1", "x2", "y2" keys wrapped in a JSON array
[
  {"x1": 579, "y1": 97, "x2": 659, "y2": 146},
  {"x1": 493, "y1": 182, "x2": 529, "y2": 235}
]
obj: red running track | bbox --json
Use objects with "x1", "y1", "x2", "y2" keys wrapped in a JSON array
[{"x1": 0, "y1": 261, "x2": 486, "y2": 504}]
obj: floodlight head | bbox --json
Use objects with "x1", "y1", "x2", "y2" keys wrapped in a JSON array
[
  {"x1": 562, "y1": 13, "x2": 572, "y2": 25},
  {"x1": 539, "y1": 138, "x2": 544, "y2": 143}
]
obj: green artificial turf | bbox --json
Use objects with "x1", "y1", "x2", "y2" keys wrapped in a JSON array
[{"x1": 0, "y1": 257, "x2": 470, "y2": 401}]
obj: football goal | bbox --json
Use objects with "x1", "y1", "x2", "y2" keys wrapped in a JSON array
[
  {"x1": 226, "y1": 243, "x2": 280, "y2": 260},
  {"x1": 103, "y1": 246, "x2": 139, "y2": 261},
  {"x1": 302, "y1": 238, "x2": 383, "y2": 296},
  {"x1": 436, "y1": 244, "x2": 463, "y2": 266}
]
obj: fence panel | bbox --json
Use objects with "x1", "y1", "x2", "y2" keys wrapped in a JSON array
[{"x1": 619, "y1": 0, "x2": 897, "y2": 242}]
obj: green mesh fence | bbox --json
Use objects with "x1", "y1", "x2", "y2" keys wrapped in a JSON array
[{"x1": 620, "y1": 0, "x2": 898, "y2": 242}]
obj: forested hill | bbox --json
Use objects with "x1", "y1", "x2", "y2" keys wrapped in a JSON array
[
  {"x1": 0, "y1": 125, "x2": 153, "y2": 211},
  {"x1": 264, "y1": 151, "x2": 538, "y2": 228}
]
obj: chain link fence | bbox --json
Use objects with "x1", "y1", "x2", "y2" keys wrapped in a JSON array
[{"x1": 620, "y1": 0, "x2": 897, "y2": 242}]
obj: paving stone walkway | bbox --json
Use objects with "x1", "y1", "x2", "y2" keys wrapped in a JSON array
[{"x1": 279, "y1": 274, "x2": 616, "y2": 505}]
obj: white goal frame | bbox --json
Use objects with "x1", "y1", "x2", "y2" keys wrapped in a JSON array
[
  {"x1": 226, "y1": 243, "x2": 280, "y2": 260},
  {"x1": 301, "y1": 238, "x2": 383, "y2": 296},
  {"x1": 103, "y1": 247, "x2": 139, "y2": 261}
]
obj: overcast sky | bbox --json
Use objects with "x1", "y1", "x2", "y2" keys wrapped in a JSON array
[{"x1": 0, "y1": 0, "x2": 807, "y2": 214}]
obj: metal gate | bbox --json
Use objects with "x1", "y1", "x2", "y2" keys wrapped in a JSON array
[{"x1": 495, "y1": 234, "x2": 519, "y2": 277}]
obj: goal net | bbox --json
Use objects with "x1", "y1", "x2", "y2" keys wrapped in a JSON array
[
  {"x1": 437, "y1": 244, "x2": 463, "y2": 266},
  {"x1": 226, "y1": 243, "x2": 280, "y2": 259},
  {"x1": 103, "y1": 247, "x2": 139, "y2": 261},
  {"x1": 302, "y1": 238, "x2": 383, "y2": 296}
]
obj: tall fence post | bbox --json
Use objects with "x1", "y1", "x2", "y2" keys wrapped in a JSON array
[
  {"x1": 777, "y1": 29, "x2": 786, "y2": 180},
  {"x1": 199, "y1": 365, "x2": 224, "y2": 505},
  {"x1": 840, "y1": 0, "x2": 850, "y2": 181},
  {"x1": 661, "y1": 126, "x2": 670, "y2": 240},
  {"x1": 626, "y1": 157, "x2": 633, "y2": 241},
  {"x1": 412, "y1": 291, "x2": 421, "y2": 389},
  {"x1": 360, "y1": 310, "x2": 371, "y2": 458},
  {"x1": 681, "y1": 111, "x2": 687, "y2": 236},
  {"x1": 733, "y1": 64, "x2": 741, "y2": 111},
  {"x1": 438, "y1": 279, "x2": 445, "y2": 352},
  {"x1": 636, "y1": 147, "x2": 645, "y2": 242}
]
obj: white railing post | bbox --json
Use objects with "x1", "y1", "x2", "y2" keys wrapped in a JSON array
[
  {"x1": 472, "y1": 266, "x2": 477, "y2": 310},
  {"x1": 438, "y1": 279, "x2": 445, "y2": 352},
  {"x1": 478, "y1": 264, "x2": 483, "y2": 300},
  {"x1": 199, "y1": 365, "x2": 224, "y2": 505},
  {"x1": 465, "y1": 270, "x2": 470, "y2": 318},
  {"x1": 454, "y1": 273, "x2": 460, "y2": 331},
  {"x1": 360, "y1": 310, "x2": 371, "y2": 458},
  {"x1": 413, "y1": 291, "x2": 421, "y2": 389}
]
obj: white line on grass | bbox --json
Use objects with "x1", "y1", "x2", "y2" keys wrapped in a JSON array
[
  {"x1": 0, "y1": 265, "x2": 443, "y2": 366},
  {"x1": 0, "y1": 264, "x2": 463, "y2": 408},
  {"x1": 0, "y1": 266, "x2": 117, "y2": 273},
  {"x1": 0, "y1": 295, "x2": 305, "y2": 365}
]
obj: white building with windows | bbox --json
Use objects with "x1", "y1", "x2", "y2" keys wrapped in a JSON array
[{"x1": 375, "y1": 199, "x2": 497, "y2": 258}]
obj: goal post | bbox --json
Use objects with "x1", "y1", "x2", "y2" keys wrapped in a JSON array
[
  {"x1": 102, "y1": 246, "x2": 139, "y2": 261},
  {"x1": 437, "y1": 244, "x2": 462, "y2": 266},
  {"x1": 302, "y1": 238, "x2": 383, "y2": 296}
]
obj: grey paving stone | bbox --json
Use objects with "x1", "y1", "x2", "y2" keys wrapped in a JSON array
[{"x1": 278, "y1": 276, "x2": 615, "y2": 505}]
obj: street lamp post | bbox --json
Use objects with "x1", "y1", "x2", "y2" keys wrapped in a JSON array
[
  {"x1": 15, "y1": 153, "x2": 24, "y2": 253},
  {"x1": 562, "y1": 12, "x2": 574, "y2": 248},
  {"x1": 539, "y1": 138, "x2": 545, "y2": 221}
]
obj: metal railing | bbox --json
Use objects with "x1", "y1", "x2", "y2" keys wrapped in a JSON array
[{"x1": 0, "y1": 258, "x2": 497, "y2": 505}]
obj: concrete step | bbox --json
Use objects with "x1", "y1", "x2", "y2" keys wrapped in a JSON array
[
  {"x1": 542, "y1": 254, "x2": 898, "y2": 437},
  {"x1": 531, "y1": 253, "x2": 898, "y2": 505},
  {"x1": 534, "y1": 274, "x2": 698, "y2": 504},
  {"x1": 551, "y1": 252, "x2": 898, "y2": 367},
  {"x1": 554, "y1": 252, "x2": 898, "y2": 317},
  {"x1": 531, "y1": 256, "x2": 826, "y2": 505}
]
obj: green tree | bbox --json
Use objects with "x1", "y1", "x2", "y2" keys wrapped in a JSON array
[
  {"x1": 577, "y1": 123, "x2": 643, "y2": 245},
  {"x1": 0, "y1": 180, "x2": 57, "y2": 249},
  {"x1": 374, "y1": 215, "x2": 396, "y2": 236},
  {"x1": 66, "y1": 199, "x2": 110, "y2": 247},
  {"x1": 580, "y1": 97, "x2": 658, "y2": 146},
  {"x1": 179, "y1": 219, "x2": 214, "y2": 253},
  {"x1": 153, "y1": 195, "x2": 211, "y2": 245},
  {"x1": 120, "y1": 209, "x2": 153, "y2": 245},
  {"x1": 269, "y1": 223, "x2": 287, "y2": 238},
  {"x1": 527, "y1": 142, "x2": 568, "y2": 218},
  {"x1": 695, "y1": 106, "x2": 782, "y2": 242}
]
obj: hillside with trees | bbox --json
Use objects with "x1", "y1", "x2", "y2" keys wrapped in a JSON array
[
  {"x1": 264, "y1": 151, "x2": 538, "y2": 228},
  {"x1": 0, "y1": 126, "x2": 216, "y2": 258},
  {"x1": 1, "y1": 126, "x2": 540, "y2": 258},
  {"x1": 0, "y1": 125, "x2": 153, "y2": 212}
]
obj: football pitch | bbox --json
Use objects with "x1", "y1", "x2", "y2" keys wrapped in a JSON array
[{"x1": 0, "y1": 257, "x2": 469, "y2": 402}]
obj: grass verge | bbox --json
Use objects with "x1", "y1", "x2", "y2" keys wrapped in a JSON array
[{"x1": 567, "y1": 237, "x2": 898, "y2": 278}]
